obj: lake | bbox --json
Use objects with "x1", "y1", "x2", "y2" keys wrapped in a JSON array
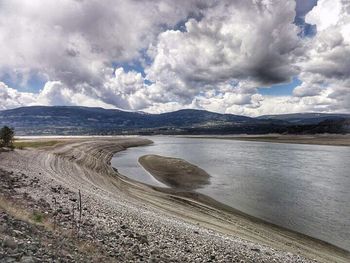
[{"x1": 111, "y1": 136, "x2": 350, "y2": 251}]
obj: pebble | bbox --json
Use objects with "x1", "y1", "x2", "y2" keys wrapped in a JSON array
[
  {"x1": 20, "y1": 256, "x2": 35, "y2": 263},
  {"x1": 3, "y1": 236, "x2": 17, "y2": 249}
]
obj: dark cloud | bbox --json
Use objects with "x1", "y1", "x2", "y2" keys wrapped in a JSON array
[{"x1": 147, "y1": 0, "x2": 301, "y2": 101}]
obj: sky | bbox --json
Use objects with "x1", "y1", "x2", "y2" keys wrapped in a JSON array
[{"x1": 0, "y1": 0, "x2": 349, "y2": 116}]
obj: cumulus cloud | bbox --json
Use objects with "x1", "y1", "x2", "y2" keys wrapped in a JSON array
[
  {"x1": 305, "y1": 0, "x2": 342, "y2": 31},
  {"x1": 292, "y1": 0, "x2": 350, "y2": 113},
  {"x1": 138, "y1": 0, "x2": 308, "y2": 114},
  {"x1": 0, "y1": 0, "x2": 349, "y2": 116},
  {"x1": 0, "y1": 82, "x2": 36, "y2": 110},
  {"x1": 36, "y1": 81, "x2": 115, "y2": 108},
  {"x1": 146, "y1": 0, "x2": 302, "y2": 102},
  {"x1": 0, "y1": 0, "x2": 209, "y2": 89}
]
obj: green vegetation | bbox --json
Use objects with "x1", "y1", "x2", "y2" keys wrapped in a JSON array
[
  {"x1": 14, "y1": 140, "x2": 60, "y2": 149},
  {"x1": 32, "y1": 211, "x2": 45, "y2": 223},
  {"x1": 0, "y1": 126, "x2": 15, "y2": 148}
]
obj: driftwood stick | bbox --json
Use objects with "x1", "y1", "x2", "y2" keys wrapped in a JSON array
[
  {"x1": 53, "y1": 197, "x2": 57, "y2": 231},
  {"x1": 79, "y1": 189, "x2": 82, "y2": 221},
  {"x1": 72, "y1": 203, "x2": 75, "y2": 220}
]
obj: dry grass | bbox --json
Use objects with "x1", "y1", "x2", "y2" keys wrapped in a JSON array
[
  {"x1": 14, "y1": 140, "x2": 60, "y2": 149},
  {"x1": 0, "y1": 195, "x2": 49, "y2": 227}
]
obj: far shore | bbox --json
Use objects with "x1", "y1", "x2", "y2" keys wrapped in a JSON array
[
  {"x1": 182, "y1": 134, "x2": 350, "y2": 146},
  {"x1": 14, "y1": 133, "x2": 350, "y2": 147}
]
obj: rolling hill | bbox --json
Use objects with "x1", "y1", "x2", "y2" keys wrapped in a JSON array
[
  {"x1": 0, "y1": 106, "x2": 349, "y2": 135},
  {"x1": 258, "y1": 113, "x2": 350, "y2": 125}
]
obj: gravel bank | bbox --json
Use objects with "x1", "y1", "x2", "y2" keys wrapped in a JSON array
[{"x1": 0, "y1": 137, "x2": 349, "y2": 262}]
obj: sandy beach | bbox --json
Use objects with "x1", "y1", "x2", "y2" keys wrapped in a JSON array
[{"x1": 1, "y1": 137, "x2": 349, "y2": 262}]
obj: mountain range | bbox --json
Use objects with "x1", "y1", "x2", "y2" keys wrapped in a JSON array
[{"x1": 0, "y1": 106, "x2": 349, "y2": 135}]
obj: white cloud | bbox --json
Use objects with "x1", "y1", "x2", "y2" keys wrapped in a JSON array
[
  {"x1": 0, "y1": 0, "x2": 208, "y2": 88},
  {"x1": 146, "y1": 0, "x2": 302, "y2": 100},
  {"x1": 0, "y1": 0, "x2": 349, "y2": 116},
  {"x1": 36, "y1": 81, "x2": 115, "y2": 108},
  {"x1": 292, "y1": 0, "x2": 350, "y2": 113},
  {"x1": 305, "y1": 0, "x2": 342, "y2": 31},
  {"x1": 0, "y1": 82, "x2": 36, "y2": 110}
]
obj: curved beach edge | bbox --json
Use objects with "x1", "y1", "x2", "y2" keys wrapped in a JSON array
[{"x1": 0, "y1": 137, "x2": 349, "y2": 263}]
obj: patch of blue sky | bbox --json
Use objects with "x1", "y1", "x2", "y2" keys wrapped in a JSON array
[
  {"x1": 112, "y1": 61, "x2": 154, "y2": 85},
  {"x1": 112, "y1": 60, "x2": 155, "y2": 86},
  {"x1": 112, "y1": 48, "x2": 152, "y2": 76},
  {"x1": 258, "y1": 77, "x2": 302, "y2": 96},
  {"x1": 172, "y1": 12, "x2": 204, "y2": 32},
  {"x1": 112, "y1": 48, "x2": 154, "y2": 86},
  {"x1": 1, "y1": 72, "x2": 46, "y2": 93},
  {"x1": 113, "y1": 61, "x2": 145, "y2": 75},
  {"x1": 294, "y1": 0, "x2": 318, "y2": 38},
  {"x1": 144, "y1": 79, "x2": 153, "y2": 85}
]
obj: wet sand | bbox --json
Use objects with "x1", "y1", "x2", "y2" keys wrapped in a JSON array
[
  {"x1": 1, "y1": 137, "x2": 349, "y2": 262},
  {"x1": 139, "y1": 154, "x2": 210, "y2": 190}
]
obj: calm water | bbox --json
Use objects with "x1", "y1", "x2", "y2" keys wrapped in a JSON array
[{"x1": 111, "y1": 136, "x2": 350, "y2": 251}]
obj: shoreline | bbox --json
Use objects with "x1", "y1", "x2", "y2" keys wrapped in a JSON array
[
  {"x1": 1, "y1": 137, "x2": 349, "y2": 262},
  {"x1": 182, "y1": 134, "x2": 350, "y2": 147}
]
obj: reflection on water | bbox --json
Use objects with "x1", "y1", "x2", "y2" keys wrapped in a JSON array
[{"x1": 111, "y1": 136, "x2": 350, "y2": 251}]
